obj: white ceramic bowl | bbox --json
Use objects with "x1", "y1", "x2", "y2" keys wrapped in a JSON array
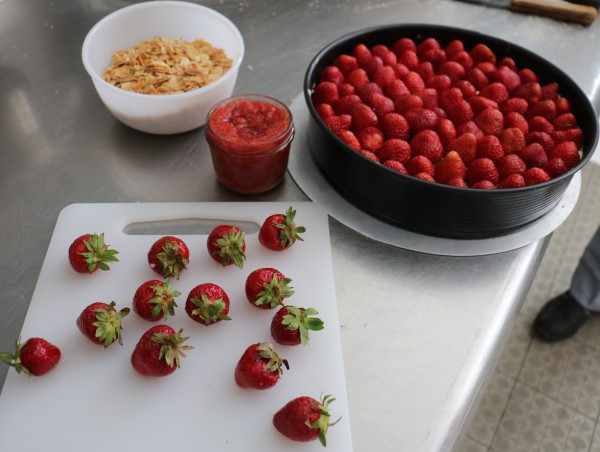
[{"x1": 82, "y1": 1, "x2": 244, "y2": 134}]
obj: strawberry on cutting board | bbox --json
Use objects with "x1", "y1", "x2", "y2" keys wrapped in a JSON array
[
  {"x1": 76, "y1": 301, "x2": 130, "y2": 347},
  {"x1": 147, "y1": 236, "x2": 189, "y2": 279},
  {"x1": 206, "y1": 224, "x2": 246, "y2": 269},
  {"x1": 273, "y1": 394, "x2": 340, "y2": 446},
  {"x1": 68, "y1": 233, "x2": 119, "y2": 273},
  {"x1": 271, "y1": 306, "x2": 324, "y2": 346},
  {"x1": 185, "y1": 283, "x2": 231, "y2": 326},
  {"x1": 234, "y1": 342, "x2": 288, "y2": 390},
  {"x1": 258, "y1": 206, "x2": 306, "y2": 251},
  {"x1": 0, "y1": 337, "x2": 61, "y2": 376},
  {"x1": 245, "y1": 267, "x2": 294, "y2": 309},
  {"x1": 131, "y1": 325, "x2": 192, "y2": 377},
  {"x1": 133, "y1": 278, "x2": 180, "y2": 321}
]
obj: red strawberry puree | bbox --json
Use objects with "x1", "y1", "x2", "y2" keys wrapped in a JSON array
[{"x1": 205, "y1": 94, "x2": 295, "y2": 194}]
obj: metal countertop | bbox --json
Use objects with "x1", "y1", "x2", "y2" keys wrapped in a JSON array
[{"x1": 1, "y1": 1, "x2": 599, "y2": 450}]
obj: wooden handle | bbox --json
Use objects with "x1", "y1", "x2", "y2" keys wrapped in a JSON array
[{"x1": 510, "y1": 0, "x2": 598, "y2": 25}]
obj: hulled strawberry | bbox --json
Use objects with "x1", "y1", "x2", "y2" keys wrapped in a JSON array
[
  {"x1": 0, "y1": 337, "x2": 61, "y2": 376},
  {"x1": 130, "y1": 325, "x2": 192, "y2": 377},
  {"x1": 133, "y1": 278, "x2": 180, "y2": 321},
  {"x1": 234, "y1": 342, "x2": 289, "y2": 390},
  {"x1": 259, "y1": 206, "x2": 306, "y2": 251},
  {"x1": 185, "y1": 283, "x2": 231, "y2": 326},
  {"x1": 245, "y1": 267, "x2": 294, "y2": 309},
  {"x1": 68, "y1": 233, "x2": 119, "y2": 273},
  {"x1": 207, "y1": 224, "x2": 246, "y2": 269},
  {"x1": 76, "y1": 301, "x2": 130, "y2": 347},
  {"x1": 273, "y1": 394, "x2": 340, "y2": 446},
  {"x1": 147, "y1": 236, "x2": 189, "y2": 279},
  {"x1": 271, "y1": 306, "x2": 325, "y2": 346}
]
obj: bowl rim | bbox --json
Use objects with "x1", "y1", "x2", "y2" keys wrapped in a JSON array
[
  {"x1": 303, "y1": 23, "x2": 599, "y2": 195},
  {"x1": 81, "y1": 0, "x2": 245, "y2": 101}
]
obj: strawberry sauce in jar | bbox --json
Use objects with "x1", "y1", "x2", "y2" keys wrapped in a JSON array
[{"x1": 205, "y1": 94, "x2": 295, "y2": 194}]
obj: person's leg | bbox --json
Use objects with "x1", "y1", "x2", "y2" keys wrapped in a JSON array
[{"x1": 533, "y1": 226, "x2": 600, "y2": 342}]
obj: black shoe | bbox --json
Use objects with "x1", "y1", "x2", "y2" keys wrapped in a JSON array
[{"x1": 533, "y1": 291, "x2": 590, "y2": 342}]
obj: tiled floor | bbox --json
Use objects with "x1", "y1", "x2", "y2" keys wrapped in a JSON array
[{"x1": 458, "y1": 161, "x2": 600, "y2": 452}]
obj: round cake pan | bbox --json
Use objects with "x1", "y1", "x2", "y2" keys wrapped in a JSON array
[{"x1": 303, "y1": 24, "x2": 598, "y2": 239}]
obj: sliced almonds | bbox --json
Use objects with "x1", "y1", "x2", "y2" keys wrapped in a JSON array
[{"x1": 103, "y1": 36, "x2": 233, "y2": 95}]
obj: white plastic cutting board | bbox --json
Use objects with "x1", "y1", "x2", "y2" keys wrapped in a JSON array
[{"x1": 0, "y1": 202, "x2": 352, "y2": 452}]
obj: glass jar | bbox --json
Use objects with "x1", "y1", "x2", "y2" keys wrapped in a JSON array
[{"x1": 205, "y1": 94, "x2": 295, "y2": 195}]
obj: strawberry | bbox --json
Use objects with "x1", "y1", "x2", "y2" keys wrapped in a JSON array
[
  {"x1": 454, "y1": 80, "x2": 477, "y2": 99},
  {"x1": 360, "y1": 56, "x2": 384, "y2": 78},
  {"x1": 450, "y1": 51, "x2": 474, "y2": 71},
  {"x1": 528, "y1": 116, "x2": 554, "y2": 134},
  {"x1": 332, "y1": 54, "x2": 357, "y2": 76},
  {"x1": 469, "y1": 43, "x2": 496, "y2": 65},
  {"x1": 475, "y1": 107, "x2": 504, "y2": 136},
  {"x1": 392, "y1": 63, "x2": 410, "y2": 79},
  {"x1": 414, "y1": 172, "x2": 435, "y2": 182},
  {"x1": 417, "y1": 37, "x2": 442, "y2": 56},
  {"x1": 551, "y1": 128, "x2": 583, "y2": 148},
  {"x1": 439, "y1": 88, "x2": 464, "y2": 110},
  {"x1": 245, "y1": 267, "x2": 294, "y2": 309},
  {"x1": 511, "y1": 82, "x2": 542, "y2": 105},
  {"x1": 466, "y1": 67, "x2": 489, "y2": 90},
  {"x1": 406, "y1": 155, "x2": 434, "y2": 176},
  {"x1": 383, "y1": 160, "x2": 408, "y2": 174},
  {"x1": 455, "y1": 121, "x2": 484, "y2": 141},
  {"x1": 133, "y1": 278, "x2": 180, "y2": 321},
  {"x1": 366, "y1": 93, "x2": 395, "y2": 116},
  {"x1": 323, "y1": 114, "x2": 352, "y2": 133},
  {"x1": 147, "y1": 235, "x2": 189, "y2": 279},
  {"x1": 411, "y1": 130, "x2": 443, "y2": 163},
  {"x1": 130, "y1": 325, "x2": 192, "y2": 377},
  {"x1": 77, "y1": 301, "x2": 130, "y2": 347},
  {"x1": 437, "y1": 61, "x2": 466, "y2": 83},
  {"x1": 415, "y1": 61, "x2": 435, "y2": 82},
  {"x1": 475, "y1": 62, "x2": 497, "y2": 77},
  {"x1": 355, "y1": 82, "x2": 383, "y2": 103},
  {"x1": 402, "y1": 70, "x2": 425, "y2": 91},
  {"x1": 555, "y1": 97, "x2": 572, "y2": 115},
  {"x1": 445, "y1": 39, "x2": 465, "y2": 59},
  {"x1": 315, "y1": 103, "x2": 334, "y2": 119},
  {"x1": 553, "y1": 113, "x2": 578, "y2": 131},
  {"x1": 523, "y1": 167, "x2": 551, "y2": 186},
  {"x1": 414, "y1": 88, "x2": 439, "y2": 110},
  {"x1": 185, "y1": 283, "x2": 231, "y2": 326},
  {"x1": 68, "y1": 233, "x2": 119, "y2": 274},
  {"x1": 371, "y1": 66, "x2": 397, "y2": 89},
  {"x1": 467, "y1": 96, "x2": 498, "y2": 116},
  {"x1": 234, "y1": 342, "x2": 288, "y2": 389},
  {"x1": 498, "y1": 57, "x2": 517, "y2": 71},
  {"x1": 358, "y1": 126, "x2": 385, "y2": 152},
  {"x1": 338, "y1": 83, "x2": 355, "y2": 97},
  {"x1": 1, "y1": 337, "x2": 61, "y2": 376},
  {"x1": 499, "y1": 127, "x2": 526, "y2": 154},
  {"x1": 477, "y1": 135, "x2": 504, "y2": 162},
  {"x1": 392, "y1": 38, "x2": 417, "y2": 56},
  {"x1": 445, "y1": 100, "x2": 473, "y2": 126},
  {"x1": 434, "y1": 151, "x2": 466, "y2": 184},
  {"x1": 319, "y1": 66, "x2": 345, "y2": 86},
  {"x1": 490, "y1": 66, "x2": 521, "y2": 92},
  {"x1": 377, "y1": 138, "x2": 411, "y2": 163},
  {"x1": 357, "y1": 149, "x2": 380, "y2": 162},
  {"x1": 500, "y1": 98, "x2": 529, "y2": 116},
  {"x1": 271, "y1": 306, "x2": 324, "y2": 346},
  {"x1": 335, "y1": 130, "x2": 361, "y2": 150},
  {"x1": 526, "y1": 100, "x2": 557, "y2": 122},
  {"x1": 467, "y1": 158, "x2": 499, "y2": 185},
  {"x1": 350, "y1": 104, "x2": 379, "y2": 133},
  {"x1": 497, "y1": 154, "x2": 526, "y2": 181},
  {"x1": 472, "y1": 180, "x2": 496, "y2": 189},
  {"x1": 404, "y1": 108, "x2": 438, "y2": 133},
  {"x1": 384, "y1": 79, "x2": 410, "y2": 100},
  {"x1": 503, "y1": 112, "x2": 529, "y2": 135},
  {"x1": 518, "y1": 68, "x2": 539, "y2": 83},
  {"x1": 519, "y1": 143, "x2": 548, "y2": 168},
  {"x1": 435, "y1": 118, "x2": 457, "y2": 147},
  {"x1": 543, "y1": 158, "x2": 568, "y2": 178},
  {"x1": 550, "y1": 141, "x2": 581, "y2": 169},
  {"x1": 393, "y1": 94, "x2": 424, "y2": 114},
  {"x1": 311, "y1": 82, "x2": 339, "y2": 106},
  {"x1": 273, "y1": 394, "x2": 340, "y2": 445},
  {"x1": 332, "y1": 94, "x2": 361, "y2": 115},
  {"x1": 479, "y1": 83, "x2": 509, "y2": 105},
  {"x1": 207, "y1": 224, "x2": 246, "y2": 269},
  {"x1": 259, "y1": 206, "x2": 306, "y2": 251},
  {"x1": 446, "y1": 132, "x2": 477, "y2": 165},
  {"x1": 421, "y1": 49, "x2": 446, "y2": 71},
  {"x1": 498, "y1": 173, "x2": 526, "y2": 189},
  {"x1": 447, "y1": 177, "x2": 468, "y2": 187},
  {"x1": 541, "y1": 82, "x2": 559, "y2": 101},
  {"x1": 398, "y1": 50, "x2": 419, "y2": 70},
  {"x1": 352, "y1": 43, "x2": 372, "y2": 64},
  {"x1": 345, "y1": 68, "x2": 369, "y2": 88},
  {"x1": 526, "y1": 131, "x2": 555, "y2": 156}
]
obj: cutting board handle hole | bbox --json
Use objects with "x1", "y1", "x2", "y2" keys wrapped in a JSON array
[{"x1": 123, "y1": 218, "x2": 260, "y2": 236}]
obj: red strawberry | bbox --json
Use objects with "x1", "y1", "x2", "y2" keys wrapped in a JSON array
[
  {"x1": 338, "y1": 83, "x2": 355, "y2": 97},
  {"x1": 497, "y1": 154, "x2": 526, "y2": 181},
  {"x1": 406, "y1": 155, "x2": 435, "y2": 176},
  {"x1": 519, "y1": 143, "x2": 548, "y2": 168},
  {"x1": 421, "y1": 48, "x2": 446, "y2": 69},
  {"x1": 553, "y1": 113, "x2": 578, "y2": 131},
  {"x1": 392, "y1": 38, "x2": 417, "y2": 56},
  {"x1": 404, "y1": 108, "x2": 439, "y2": 133},
  {"x1": 259, "y1": 206, "x2": 306, "y2": 251},
  {"x1": 411, "y1": 130, "x2": 443, "y2": 163},
  {"x1": 332, "y1": 54, "x2": 358, "y2": 76},
  {"x1": 147, "y1": 235, "x2": 189, "y2": 279},
  {"x1": 68, "y1": 233, "x2": 119, "y2": 274},
  {"x1": 451, "y1": 51, "x2": 474, "y2": 71},
  {"x1": 447, "y1": 177, "x2": 468, "y2": 187},
  {"x1": 523, "y1": 167, "x2": 550, "y2": 186},
  {"x1": 490, "y1": 66, "x2": 521, "y2": 92},
  {"x1": 479, "y1": 83, "x2": 509, "y2": 104},
  {"x1": 358, "y1": 126, "x2": 385, "y2": 152},
  {"x1": 526, "y1": 100, "x2": 557, "y2": 121},
  {"x1": 456, "y1": 121, "x2": 484, "y2": 141},
  {"x1": 393, "y1": 94, "x2": 424, "y2": 114},
  {"x1": 414, "y1": 88, "x2": 438, "y2": 110},
  {"x1": 435, "y1": 118, "x2": 457, "y2": 147},
  {"x1": 550, "y1": 141, "x2": 581, "y2": 169},
  {"x1": 367, "y1": 93, "x2": 395, "y2": 116},
  {"x1": 475, "y1": 108, "x2": 504, "y2": 136},
  {"x1": 335, "y1": 130, "x2": 361, "y2": 150},
  {"x1": 392, "y1": 63, "x2": 410, "y2": 78},
  {"x1": 551, "y1": 129, "x2": 583, "y2": 148},
  {"x1": 332, "y1": 95, "x2": 362, "y2": 115},
  {"x1": 133, "y1": 278, "x2": 180, "y2": 321},
  {"x1": 555, "y1": 97, "x2": 572, "y2": 115},
  {"x1": 519, "y1": 68, "x2": 539, "y2": 83},
  {"x1": 1, "y1": 337, "x2": 61, "y2": 376},
  {"x1": 350, "y1": 104, "x2": 379, "y2": 132},
  {"x1": 477, "y1": 135, "x2": 505, "y2": 162},
  {"x1": 130, "y1": 325, "x2": 192, "y2": 377},
  {"x1": 345, "y1": 68, "x2": 369, "y2": 88},
  {"x1": 500, "y1": 98, "x2": 529, "y2": 116},
  {"x1": 434, "y1": 151, "x2": 466, "y2": 184},
  {"x1": 372, "y1": 45, "x2": 396, "y2": 66},
  {"x1": 541, "y1": 82, "x2": 559, "y2": 101},
  {"x1": 415, "y1": 61, "x2": 435, "y2": 82},
  {"x1": 498, "y1": 173, "x2": 526, "y2": 189},
  {"x1": 543, "y1": 158, "x2": 568, "y2": 178},
  {"x1": 475, "y1": 62, "x2": 497, "y2": 77},
  {"x1": 185, "y1": 283, "x2": 231, "y2": 326},
  {"x1": 273, "y1": 394, "x2": 340, "y2": 446},
  {"x1": 446, "y1": 132, "x2": 477, "y2": 165},
  {"x1": 504, "y1": 112, "x2": 529, "y2": 135},
  {"x1": 467, "y1": 96, "x2": 498, "y2": 116},
  {"x1": 384, "y1": 79, "x2": 410, "y2": 100},
  {"x1": 377, "y1": 138, "x2": 411, "y2": 163},
  {"x1": 498, "y1": 57, "x2": 517, "y2": 71},
  {"x1": 383, "y1": 160, "x2": 408, "y2": 174},
  {"x1": 417, "y1": 37, "x2": 441, "y2": 56},
  {"x1": 371, "y1": 66, "x2": 397, "y2": 89},
  {"x1": 398, "y1": 50, "x2": 419, "y2": 70},
  {"x1": 355, "y1": 82, "x2": 383, "y2": 103},
  {"x1": 511, "y1": 82, "x2": 542, "y2": 105},
  {"x1": 445, "y1": 100, "x2": 473, "y2": 127},
  {"x1": 444, "y1": 39, "x2": 465, "y2": 59},
  {"x1": 315, "y1": 103, "x2": 334, "y2": 119},
  {"x1": 378, "y1": 112, "x2": 409, "y2": 140},
  {"x1": 439, "y1": 88, "x2": 464, "y2": 110},
  {"x1": 467, "y1": 158, "x2": 499, "y2": 185},
  {"x1": 76, "y1": 301, "x2": 130, "y2": 347},
  {"x1": 245, "y1": 267, "x2": 294, "y2": 309},
  {"x1": 437, "y1": 61, "x2": 466, "y2": 84},
  {"x1": 323, "y1": 114, "x2": 352, "y2": 133},
  {"x1": 454, "y1": 80, "x2": 477, "y2": 99},
  {"x1": 526, "y1": 131, "x2": 555, "y2": 156},
  {"x1": 207, "y1": 225, "x2": 246, "y2": 269},
  {"x1": 352, "y1": 43, "x2": 372, "y2": 64},
  {"x1": 360, "y1": 56, "x2": 384, "y2": 77},
  {"x1": 528, "y1": 116, "x2": 554, "y2": 134},
  {"x1": 414, "y1": 172, "x2": 435, "y2": 182},
  {"x1": 271, "y1": 306, "x2": 324, "y2": 346},
  {"x1": 402, "y1": 71, "x2": 425, "y2": 91},
  {"x1": 234, "y1": 342, "x2": 289, "y2": 389},
  {"x1": 466, "y1": 67, "x2": 489, "y2": 90},
  {"x1": 472, "y1": 180, "x2": 496, "y2": 189},
  {"x1": 319, "y1": 65, "x2": 345, "y2": 86},
  {"x1": 499, "y1": 127, "x2": 526, "y2": 154},
  {"x1": 469, "y1": 43, "x2": 496, "y2": 64},
  {"x1": 311, "y1": 82, "x2": 339, "y2": 106},
  {"x1": 357, "y1": 149, "x2": 381, "y2": 162}
]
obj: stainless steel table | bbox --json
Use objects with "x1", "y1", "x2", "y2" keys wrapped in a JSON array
[{"x1": 1, "y1": 1, "x2": 599, "y2": 451}]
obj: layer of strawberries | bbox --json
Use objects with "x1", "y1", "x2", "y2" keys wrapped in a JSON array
[{"x1": 310, "y1": 37, "x2": 584, "y2": 189}]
